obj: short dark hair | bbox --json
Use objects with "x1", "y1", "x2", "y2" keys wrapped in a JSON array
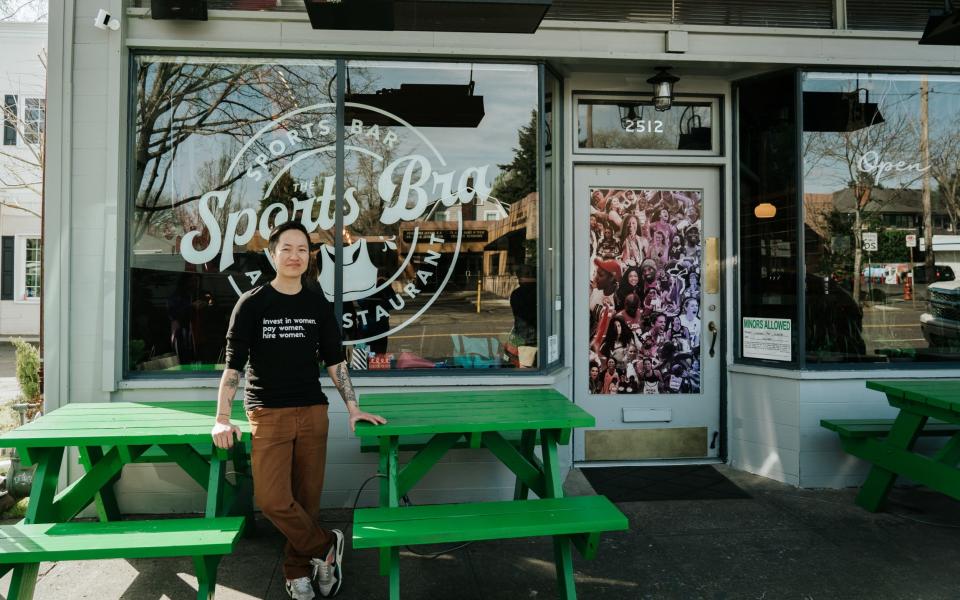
[{"x1": 267, "y1": 220, "x2": 310, "y2": 254}]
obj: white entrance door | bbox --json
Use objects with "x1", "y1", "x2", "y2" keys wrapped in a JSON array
[{"x1": 573, "y1": 165, "x2": 722, "y2": 463}]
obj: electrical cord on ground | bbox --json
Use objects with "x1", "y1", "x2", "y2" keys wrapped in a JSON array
[{"x1": 349, "y1": 473, "x2": 473, "y2": 559}]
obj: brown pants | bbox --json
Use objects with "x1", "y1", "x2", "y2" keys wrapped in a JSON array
[{"x1": 247, "y1": 404, "x2": 334, "y2": 580}]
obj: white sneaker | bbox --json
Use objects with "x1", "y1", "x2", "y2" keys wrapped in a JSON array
[
  {"x1": 286, "y1": 576, "x2": 315, "y2": 600},
  {"x1": 312, "y1": 529, "x2": 345, "y2": 597}
]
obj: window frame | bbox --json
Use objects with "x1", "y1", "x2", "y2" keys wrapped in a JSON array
[
  {"x1": 21, "y1": 97, "x2": 44, "y2": 146},
  {"x1": 16, "y1": 235, "x2": 40, "y2": 303},
  {"x1": 573, "y1": 92, "x2": 722, "y2": 157},
  {"x1": 123, "y1": 52, "x2": 562, "y2": 378}
]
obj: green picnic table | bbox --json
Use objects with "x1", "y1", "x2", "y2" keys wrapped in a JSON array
[
  {"x1": 821, "y1": 380, "x2": 960, "y2": 512},
  {"x1": 352, "y1": 389, "x2": 629, "y2": 600},
  {"x1": 0, "y1": 401, "x2": 254, "y2": 599}
]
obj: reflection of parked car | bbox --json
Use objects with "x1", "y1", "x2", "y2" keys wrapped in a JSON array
[
  {"x1": 912, "y1": 264, "x2": 956, "y2": 285},
  {"x1": 920, "y1": 280, "x2": 960, "y2": 347}
]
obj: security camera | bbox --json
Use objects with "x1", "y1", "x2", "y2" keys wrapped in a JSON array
[{"x1": 93, "y1": 9, "x2": 120, "y2": 31}]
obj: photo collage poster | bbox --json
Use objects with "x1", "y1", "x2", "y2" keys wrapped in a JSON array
[{"x1": 588, "y1": 188, "x2": 703, "y2": 395}]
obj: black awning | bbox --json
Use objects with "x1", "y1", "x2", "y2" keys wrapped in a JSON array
[
  {"x1": 346, "y1": 84, "x2": 484, "y2": 127},
  {"x1": 304, "y1": 0, "x2": 552, "y2": 33}
]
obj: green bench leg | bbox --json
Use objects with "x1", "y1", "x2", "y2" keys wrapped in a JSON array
[
  {"x1": 514, "y1": 430, "x2": 537, "y2": 500},
  {"x1": 571, "y1": 532, "x2": 601, "y2": 560},
  {"x1": 7, "y1": 563, "x2": 39, "y2": 600},
  {"x1": 855, "y1": 410, "x2": 926, "y2": 512},
  {"x1": 553, "y1": 536, "x2": 576, "y2": 600},
  {"x1": 193, "y1": 555, "x2": 221, "y2": 600},
  {"x1": 78, "y1": 446, "x2": 122, "y2": 522},
  {"x1": 388, "y1": 546, "x2": 400, "y2": 600}
]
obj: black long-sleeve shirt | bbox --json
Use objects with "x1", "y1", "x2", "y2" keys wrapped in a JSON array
[{"x1": 225, "y1": 284, "x2": 344, "y2": 410}]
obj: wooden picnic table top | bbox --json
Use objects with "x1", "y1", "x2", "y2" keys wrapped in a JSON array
[
  {"x1": 866, "y1": 380, "x2": 960, "y2": 415},
  {"x1": 355, "y1": 388, "x2": 592, "y2": 438},
  {"x1": 0, "y1": 401, "x2": 251, "y2": 449}
]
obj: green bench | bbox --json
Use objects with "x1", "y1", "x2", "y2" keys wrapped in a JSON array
[
  {"x1": 821, "y1": 418, "x2": 960, "y2": 439},
  {"x1": 821, "y1": 417, "x2": 960, "y2": 511},
  {"x1": 0, "y1": 517, "x2": 245, "y2": 600},
  {"x1": 353, "y1": 495, "x2": 629, "y2": 599}
]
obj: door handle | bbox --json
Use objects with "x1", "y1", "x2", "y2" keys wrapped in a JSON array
[{"x1": 708, "y1": 321, "x2": 718, "y2": 358}]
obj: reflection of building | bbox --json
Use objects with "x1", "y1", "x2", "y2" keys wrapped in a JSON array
[
  {"x1": 396, "y1": 192, "x2": 537, "y2": 297},
  {"x1": 807, "y1": 189, "x2": 954, "y2": 234},
  {"x1": 483, "y1": 192, "x2": 538, "y2": 297}
]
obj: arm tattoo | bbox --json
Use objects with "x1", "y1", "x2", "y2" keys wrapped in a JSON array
[
  {"x1": 334, "y1": 362, "x2": 358, "y2": 406},
  {"x1": 217, "y1": 369, "x2": 240, "y2": 419}
]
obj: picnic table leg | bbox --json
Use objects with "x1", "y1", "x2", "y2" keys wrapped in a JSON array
[
  {"x1": 514, "y1": 430, "x2": 537, "y2": 500},
  {"x1": 553, "y1": 537, "x2": 577, "y2": 600},
  {"x1": 78, "y1": 446, "x2": 122, "y2": 522},
  {"x1": 6, "y1": 563, "x2": 39, "y2": 600},
  {"x1": 193, "y1": 555, "x2": 221, "y2": 600},
  {"x1": 378, "y1": 436, "x2": 400, "y2": 578},
  {"x1": 388, "y1": 546, "x2": 400, "y2": 600},
  {"x1": 856, "y1": 409, "x2": 927, "y2": 512},
  {"x1": 206, "y1": 449, "x2": 228, "y2": 518},
  {"x1": 7, "y1": 447, "x2": 64, "y2": 600},
  {"x1": 932, "y1": 433, "x2": 960, "y2": 467},
  {"x1": 230, "y1": 443, "x2": 256, "y2": 534},
  {"x1": 540, "y1": 429, "x2": 578, "y2": 599}
]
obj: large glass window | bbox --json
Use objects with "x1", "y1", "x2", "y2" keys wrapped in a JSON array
[
  {"x1": 127, "y1": 55, "x2": 547, "y2": 374},
  {"x1": 803, "y1": 72, "x2": 960, "y2": 365},
  {"x1": 736, "y1": 69, "x2": 960, "y2": 367}
]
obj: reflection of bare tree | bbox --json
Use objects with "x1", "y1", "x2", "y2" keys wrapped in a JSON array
[
  {"x1": 132, "y1": 61, "x2": 338, "y2": 242},
  {"x1": 930, "y1": 124, "x2": 960, "y2": 233},
  {"x1": 804, "y1": 104, "x2": 921, "y2": 303}
]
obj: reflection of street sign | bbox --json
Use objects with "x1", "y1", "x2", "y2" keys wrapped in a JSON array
[
  {"x1": 905, "y1": 234, "x2": 917, "y2": 248},
  {"x1": 862, "y1": 232, "x2": 878, "y2": 252}
]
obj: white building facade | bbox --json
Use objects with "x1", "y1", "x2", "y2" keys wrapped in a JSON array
[
  {"x1": 44, "y1": 1, "x2": 960, "y2": 513},
  {"x1": 0, "y1": 22, "x2": 44, "y2": 340}
]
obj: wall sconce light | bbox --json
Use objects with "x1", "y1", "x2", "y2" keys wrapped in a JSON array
[
  {"x1": 754, "y1": 203, "x2": 777, "y2": 219},
  {"x1": 647, "y1": 66, "x2": 679, "y2": 112}
]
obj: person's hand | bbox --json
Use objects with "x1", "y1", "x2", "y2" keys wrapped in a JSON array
[
  {"x1": 212, "y1": 418, "x2": 241, "y2": 449},
  {"x1": 347, "y1": 404, "x2": 387, "y2": 433}
]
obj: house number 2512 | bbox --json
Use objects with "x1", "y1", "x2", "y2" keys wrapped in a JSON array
[{"x1": 624, "y1": 119, "x2": 664, "y2": 133}]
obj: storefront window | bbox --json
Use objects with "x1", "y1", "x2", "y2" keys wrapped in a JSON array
[
  {"x1": 127, "y1": 55, "x2": 545, "y2": 374},
  {"x1": 802, "y1": 72, "x2": 960, "y2": 365},
  {"x1": 735, "y1": 72, "x2": 800, "y2": 365}
]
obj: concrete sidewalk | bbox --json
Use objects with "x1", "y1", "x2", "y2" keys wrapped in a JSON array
[{"x1": 4, "y1": 465, "x2": 960, "y2": 599}]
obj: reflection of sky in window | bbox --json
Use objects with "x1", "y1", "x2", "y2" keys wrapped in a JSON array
[
  {"x1": 135, "y1": 58, "x2": 536, "y2": 216},
  {"x1": 348, "y1": 61, "x2": 538, "y2": 179},
  {"x1": 136, "y1": 56, "x2": 337, "y2": 212},
  {"x1": 803, "y1": 73, "x2": 960, "y2": 195}
]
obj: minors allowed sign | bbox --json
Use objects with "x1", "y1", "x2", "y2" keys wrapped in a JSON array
[{"x1": 742, "y1": 318, "x2": 792, "y2": 361}]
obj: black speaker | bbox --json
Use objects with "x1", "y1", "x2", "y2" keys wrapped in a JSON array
[{"x1": 151, "y1": 0, "x2": 208, "y2": 21}]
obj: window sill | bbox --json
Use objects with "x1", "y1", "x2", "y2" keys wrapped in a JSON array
[
  {"x1": 728, "y1": 362, "x2": 960, "y2": 381},
  {"x1": 118, "y1": 367, "x2": 572, "y2": 391}
]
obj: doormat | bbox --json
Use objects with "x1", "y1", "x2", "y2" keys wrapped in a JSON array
[{"x1": 581, "y1": 465, "x2": 751, "y2": 502}]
